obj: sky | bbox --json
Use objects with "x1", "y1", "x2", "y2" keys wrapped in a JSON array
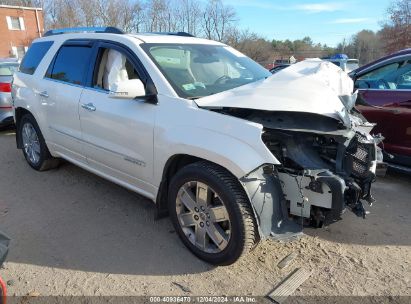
[{"x1": 225, "y1": 0, "x2": 392, "y2": 47}]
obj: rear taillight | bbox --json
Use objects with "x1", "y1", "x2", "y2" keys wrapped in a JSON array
[{"x1": 0, "y1": 82, "x2": 11, "y2": 93}]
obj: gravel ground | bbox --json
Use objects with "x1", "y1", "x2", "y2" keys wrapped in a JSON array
[{"x1": 0, "y1": 128, "x2": 410, "y2": 300}]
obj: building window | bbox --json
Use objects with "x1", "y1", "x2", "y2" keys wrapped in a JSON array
[
  {"x1": 6, "y1": 16, "x2": 25, "y2": 30},
  {"x1": 16, "y1": 46, "x2": 26, "y2": 59},
  {"x1": 11, "y1": 46, "x2": 27, "y2": 59},
  {"x1": 10, "y1": 17, "x2": 21, "y2": 29}
]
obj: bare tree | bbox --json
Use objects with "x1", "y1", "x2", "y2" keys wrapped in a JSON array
[
  {"x1": 380, "y1": 0, "x2": 411, "y2": 53},
  {"x1": 131, "y1": 0, "x2": 145, "y2": 32},
  {"x1": 175, "y1": 0, "x2": 201, "y2": 35},
  {"x1": 0, "y1": 0, "x2": 44, "y2": 6},
  {"x1": 146, "y1": 0, "x2": 163, "y2": 31},
  {"x1": 336, "y1": 30, "x2": 383, "y2": 64},
  {"x1": 225, "y1": 28, "x2": 273, "y2": 63},
  {"x1": 202, "y1": 0, "x2": 236, "y2": 41},
  {"x1": 77, "y1": 0, "x2": 100, "y2": 27},
  {"x1": 44, "y1": 0, "x2": 81, "y2": 28}
]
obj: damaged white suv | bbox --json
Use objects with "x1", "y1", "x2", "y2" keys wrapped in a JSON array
[{"x1": 12, "y1": 27, "x2": 382, "y2": 265}]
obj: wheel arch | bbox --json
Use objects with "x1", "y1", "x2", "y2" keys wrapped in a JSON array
[
  {"x1": 155, "y1": 153, "x2": 257, "y2": 218},
  {"x1": 155, "y1": 154, "x2": 203, "y2": 218}
]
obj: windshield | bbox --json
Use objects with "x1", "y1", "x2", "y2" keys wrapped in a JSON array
[
  {"x1": 141, "y1": 43, "x2": 271, "y2": 99},
  {"x1": 0, "y1": 63, "x2": 19, "y2": 76}
]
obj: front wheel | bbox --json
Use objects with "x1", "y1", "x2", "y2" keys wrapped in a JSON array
[{"x1": 168, "y1": 161, "x2": 258, "y2": 265}]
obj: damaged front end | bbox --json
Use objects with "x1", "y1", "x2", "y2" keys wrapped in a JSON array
[
  {"x1": 259, "y1": 111, "x2": 379, "y2": 224},
  {"x1": 226, "y1": 108, "x2": 382, "y2": 240},
  {"x1": 196, "y1": 59, "x2": 384, "y2": 240}
]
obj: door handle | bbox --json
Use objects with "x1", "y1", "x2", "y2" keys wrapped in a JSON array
[
  {"x1": 38, "y1": 91, "x2": 49, "y2": 98},
  {"x1": 81, "y1": 103, "x2": 96, "y2": 112}
]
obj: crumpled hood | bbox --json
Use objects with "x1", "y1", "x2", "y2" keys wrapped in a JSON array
[{"x1": 195, "y1": 59, "x2": 356, "y2": 124}]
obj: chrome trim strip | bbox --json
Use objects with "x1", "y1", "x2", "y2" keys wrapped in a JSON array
[
  {"x1": 52, "y1": 148, "x2": 157, "y2": 201},
  {"x1": 84, "y1": 87, "x2": 110, "y2": 94},
  {"x1": 44, "y1": 77, "x2": 85, "y2": 89},
  {"x1": 49, "y1": 126, "x2": 146, "y2": 167},
  {"x1": 124, "y1": 156, "x2": 146, "y2": 167},
  {"x1": 358, "y1": 88, "x2": 411, "y2": 92},
  {"x1": 49, "y1": 126, "x2": 82, "y2": 141}
]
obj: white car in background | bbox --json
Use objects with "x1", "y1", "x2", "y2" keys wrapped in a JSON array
[{"x1": 12, "y1": 27, "x2": 380, "y2": 265}]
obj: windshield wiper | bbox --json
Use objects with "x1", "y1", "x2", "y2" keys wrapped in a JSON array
[{"x1": 186, "y1": 96, "x2": 206, "y2": 100}]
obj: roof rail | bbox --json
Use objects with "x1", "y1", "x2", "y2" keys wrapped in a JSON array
[
  {"x1": 44, "y1": 27, "x2": 124, "y2": 37},
  {"x1": 151, "y1": 32, "x2": 195, "y2": 37}
]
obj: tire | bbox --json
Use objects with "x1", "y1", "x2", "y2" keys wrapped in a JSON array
[
  {"x1": 168, "y1": 161, "x2": 258, "y2": 265},
  {"x1": 18, "y1": 114, "x2": 60, "y2": 171}
]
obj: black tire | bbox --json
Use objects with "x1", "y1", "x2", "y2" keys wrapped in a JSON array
[
  {"x1": 18, "y1": 114, "x2": 60, "y2": 171},
  {"x1": 168, "y1": 161, "x2": 258, "y2": 265}
]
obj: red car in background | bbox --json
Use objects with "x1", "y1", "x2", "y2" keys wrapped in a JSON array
[{"x1": 350, "y1": 49, "x2": 411, "y2": 171}]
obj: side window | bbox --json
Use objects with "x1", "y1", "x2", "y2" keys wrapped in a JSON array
[
  {"x1": 92, "y1": 47, "x2": 140, "y2": 91},
  {"x1": 356, "y1": 61, "x2": 411, "y2": 90},
  {"x1": 46, "y1": 45, "x2": 92, "y2": 85},
  {"x1": 20, "y1": 41, "x2": 53, "y2": 75},
  {"x1": 356, "y1": 62, "x2": 401, "y2": 90},
  {"x1": 393, "y1": 61, "x2": 411, "y2": 89},
  {"x1": 358, "y1": 63, "x2": 400, "y2": 81}
]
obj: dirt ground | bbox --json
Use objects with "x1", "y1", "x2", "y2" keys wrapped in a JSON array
[{"x1": 0, "y1": 128, "x2": 410, "y2": 300}]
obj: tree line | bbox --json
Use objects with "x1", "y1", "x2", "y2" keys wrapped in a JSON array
[
  {"x1": 1, "y1": 0, "x2": 410, "y2": 65},
  {"x1": 2, "y1": 0, "x2": 237, "y2": 41},
  {"x1": 337, "y1": 0, "x2": 410, "y2": 65}
]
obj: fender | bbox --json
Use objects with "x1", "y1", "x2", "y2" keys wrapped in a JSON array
[
  {"x1": 153, "y1": 98, "x2": 280, "y2": 185},
  {"x1": 154, "y1": 124, "x2": 279, "y2": 186}
]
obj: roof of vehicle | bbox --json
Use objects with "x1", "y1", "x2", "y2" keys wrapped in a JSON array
[
  {"x1": 129, "y1": 33, "x2": 223, "y2": 45},
  {"x1": 352, "y1": 48, "x2": 411, "y2": 75},
  {"x1": 39, "y1": 27, "x2": 224, "y2": 46}
]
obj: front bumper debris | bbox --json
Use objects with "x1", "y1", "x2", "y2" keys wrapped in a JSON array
[
  {"x1": 240, "y1": 166, "x2": 303, "y2": 240},
  {"x1": 241, "y1": 127, "x2": 379, "y2": 239}
]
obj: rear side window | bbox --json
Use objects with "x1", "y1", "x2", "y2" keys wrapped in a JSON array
[
  {"x1": 47, "y1": 46, "x2": 92, "y2": 85},
  {"x1": 20, "y1": 41, "x2": 53, "y2": 75}
]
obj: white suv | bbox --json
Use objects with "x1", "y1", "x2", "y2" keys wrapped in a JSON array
[{"x1": 12, "y1": 27, "x2": 381, "y2": 265}]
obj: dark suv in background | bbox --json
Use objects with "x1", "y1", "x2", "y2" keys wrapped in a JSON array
[{"x1": 350, "y1": 49, "x2": 411, "y2": 171}]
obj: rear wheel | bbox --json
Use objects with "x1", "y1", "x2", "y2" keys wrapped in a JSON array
[
  {"x1": 19, "y1": 114, "x2": 59, "y2": 171},
  {"x1": 168, "y1": 161, "x2": 258, "y2": 265}
]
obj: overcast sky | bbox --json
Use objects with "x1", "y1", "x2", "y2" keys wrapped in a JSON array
[{"x1": 225, "y1": 0, "x2": 392, "y2": 46}]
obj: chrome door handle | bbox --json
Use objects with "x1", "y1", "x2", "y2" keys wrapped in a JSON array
[
  {"x1": 81, "y1": 103, "x2": 96, "y2": 112},
  {"x1": 38, "y1": 91, "x2": 49, "y2": 98}
]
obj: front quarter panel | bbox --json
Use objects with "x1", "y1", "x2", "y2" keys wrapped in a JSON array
[{"x1": 154, "y1": 96, "x2": 279, "y2": 185}]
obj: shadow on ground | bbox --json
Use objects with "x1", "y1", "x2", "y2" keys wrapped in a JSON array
[
  {"x1": 305, "y1": 171, "x2": 411, "y2": 247},
  {"x1": 0, "y1": 130, "x2": 410, "y2": 277},
  {"x1": 0, "y1": 130, "x2": 211, "y2": 276}
]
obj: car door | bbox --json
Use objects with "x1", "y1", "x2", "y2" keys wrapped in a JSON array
[
  {"x1": 41, "y1": 41, "x2": 94, "y2": 163},
  {"x1": 355, "y1": 59, "x2": 411, "y2": 165},
  {"x1": 79, "y1": 41, "x2": 157, "y2": 196}
]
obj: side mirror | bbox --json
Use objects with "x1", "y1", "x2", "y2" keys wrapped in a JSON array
[{"x1": 109, "y1": 79, "x2": 146, "y2": 99}]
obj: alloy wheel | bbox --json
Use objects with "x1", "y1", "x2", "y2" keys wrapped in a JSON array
[
  {"x1": 22, "y1": 122, "x2": 41, "y2": 165},
  {"x1": 176, "y1": 181, "x2": 231, "y2": 253}
]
